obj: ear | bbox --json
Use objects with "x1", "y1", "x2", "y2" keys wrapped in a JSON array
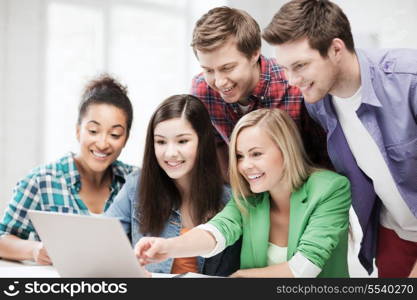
[
  {"x1": 250, "y1": 49, "x2": 261, "y2": 65},
  {"x1": 328, "y1": 38, "x2": 345, "y2": 62}
]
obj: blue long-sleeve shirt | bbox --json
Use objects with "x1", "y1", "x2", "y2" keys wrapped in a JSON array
[{"x1": 306, "y1": 48, "x2": 417, "y2": 274}]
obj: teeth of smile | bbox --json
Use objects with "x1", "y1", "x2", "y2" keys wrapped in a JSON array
[
  {"x1": 93, "y1": 151, "x2": 108, "y2": 158},
  {"x1": 167, "y1": 161, "x2": 183, "y2": 167},
  {"x1": 248, "y1": 174, "x2": 262, "y2": 180},
  {"x1": 223, "y1": 86, "x2": 234, "y2": 92}
]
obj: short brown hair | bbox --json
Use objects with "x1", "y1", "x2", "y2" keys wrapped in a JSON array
[
  {"x1": 262, "y1": 0, "x2": 354, "y2": 57},
  {"x1": 191, "y1": 6, "x2": 261, "y2": 59}
]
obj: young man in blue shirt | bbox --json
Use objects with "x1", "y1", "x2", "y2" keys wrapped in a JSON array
[{"x1": 262, "y1": 0, "x2": 417, "y2": 277}]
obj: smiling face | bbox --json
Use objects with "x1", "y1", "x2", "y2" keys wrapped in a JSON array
[
  {"x1": 274, "y1": 38, "x2": 340, "y2": 104},
  {"x1": 153, "y1": 117, "x2": 198, "y2": 187},
  {"x1": 236, "y1": 125, "x2": 284, "y2": 194},
  {"x1": 76, "y1": 104, "x2": 128, "y2": 175},
  {"x1": 197, "y1": 38, "x2": 260, "y2": 105}
]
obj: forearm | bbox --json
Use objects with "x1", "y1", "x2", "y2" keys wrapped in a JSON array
[
  {"x1": 166, "y1": 228, "x2": 216, "y2": 258},
  {"x1": 0, "y1": 234, "x2": 38, "y2": 261},
  {"x1": 232, "y1": 262, "x2": 294, "y2": 278}
]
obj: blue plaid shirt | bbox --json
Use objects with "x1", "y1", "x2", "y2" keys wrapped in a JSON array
[{"x1": 0, "y1": 152, "x2": 136, "y2": 240}]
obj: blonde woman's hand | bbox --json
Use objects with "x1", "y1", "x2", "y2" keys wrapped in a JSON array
[{"x1": 134, "y1": 237, "x2": 171, "y2": 265}]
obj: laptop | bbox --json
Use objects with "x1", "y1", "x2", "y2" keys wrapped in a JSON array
[{"x1": 28, "y1": 210, "x2": 149, "y2": 278}]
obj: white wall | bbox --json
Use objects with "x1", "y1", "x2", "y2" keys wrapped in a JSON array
[
  {"x1": 0, "y1": 0, "x2": 6, "y2": 209},
  {"x1": 334, "y1": 0, "x2": 417, "y2": 49},
  {"x1": 0, "y1": 0, "x2": 45, "y2": 213}
]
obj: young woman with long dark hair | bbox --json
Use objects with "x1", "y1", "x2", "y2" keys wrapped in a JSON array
[{"x1": 106, "y1": 94, "x2": 240, "y2": 276}]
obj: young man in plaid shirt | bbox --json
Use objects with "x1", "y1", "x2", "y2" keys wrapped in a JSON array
[{"x1": 190, "y1": 6, "x2": 329, "y2": 180}]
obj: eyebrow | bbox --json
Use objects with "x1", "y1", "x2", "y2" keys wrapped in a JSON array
[
  {"x1": 291, "y1": 61, "x2": 303, "y2": 67},
  {"x1": 279, "y1": 60, "x2": 306, "y2": 70},
  {"x1": 87, "y1": 120, "x2": 125, "y2": 130},
  {"x1": 154, "y1": 133, "x2": 193, "y2": 138},
  {"x1": 201, "y1": 62, "x2": 236, "y2": 70},
  {"x1": 236, "y1": 147, "x2": 262, "y2": 153},
  {"x1": 290, "y1": 60, "x2": 308, "y2": 68}
]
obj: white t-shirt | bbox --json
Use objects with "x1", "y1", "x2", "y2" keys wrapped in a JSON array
[{"x1": 332, "y1": 88, "x2": 417, "y2": 242}]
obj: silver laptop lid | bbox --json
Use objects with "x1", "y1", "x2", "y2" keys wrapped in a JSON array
[{"x1": 28, "y1": 210, "x2": 147, "y2": 278}]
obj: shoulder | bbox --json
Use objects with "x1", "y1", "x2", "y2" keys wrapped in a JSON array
[
  {"x1": 191, "y1": 72, "x2": 206, "y2": 86},
  {"x1": 111, "y1": 160, "x2": 138, "y2": 181},
  {"x1": 191, "y1": 73, "x2": 210, "y2": 99},
  {"x1": 303, "y1": 170, "x2": 350, "y2": 200},
  {"x1": 359, "y1": 48, "x2": 417, "y2": 75},
  {"x1": 121, "y1": 169, "x2": 141, "y2": 193},
  {"x1": 306, "y1": 170, "x2": 349, "y2": 187},
  {"x1": 21, "y1": 154, "x2": 73, "y2": 183},
  {"x1": 13, "y1": 154, "x2": 76, "y2": 198},
  {"x1": 127, "y1": 168, "x2": 141, "y2": 183},
  {"x1": 105, "y1": 169, "x2": 141, "y2": 216}
]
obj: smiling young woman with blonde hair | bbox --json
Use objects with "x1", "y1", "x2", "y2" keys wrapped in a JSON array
[{"x1": 229, "y1": 108, "x2": 315, "y2": 213}]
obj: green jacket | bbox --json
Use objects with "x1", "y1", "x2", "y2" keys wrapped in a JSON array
[{"x1": 208, "y1": 170, "x2": 351, "y2": 277}]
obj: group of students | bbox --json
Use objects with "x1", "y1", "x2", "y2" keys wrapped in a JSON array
[{"x1": 0, "y1": 0, "x2": 416, "y2": 278}]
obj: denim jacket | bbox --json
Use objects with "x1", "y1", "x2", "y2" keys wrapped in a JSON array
[{"x1": 105, "y1": 170, "x2": 240, "y2": 275}]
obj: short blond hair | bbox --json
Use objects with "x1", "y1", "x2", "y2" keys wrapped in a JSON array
[
  {"x1": 229, "y1": 108, "x2": 317, "y2": 212},
  {"x1": 191, "y1": 6, "x2": 261, "y2": 59}
]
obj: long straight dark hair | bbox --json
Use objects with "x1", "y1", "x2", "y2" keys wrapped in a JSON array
[{"x1": 138, "y1": 94, "x2": 224, "y2": 235}]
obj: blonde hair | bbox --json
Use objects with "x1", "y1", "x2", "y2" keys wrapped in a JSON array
[{"x1": 229, "y1": 108, "x2": 317, "y2": 213}]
